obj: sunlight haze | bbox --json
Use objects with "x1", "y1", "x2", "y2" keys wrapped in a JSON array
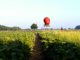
[{"x1": 0, "y1": 0, "x2": 80, "y2": 29}]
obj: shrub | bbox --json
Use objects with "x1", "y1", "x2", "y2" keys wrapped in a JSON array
[
  {"x1": 75, "y1": 25, "x2": 80, "y2": 29},
  {"x1": 0, "y1": 40, "x2": 30, "y2": 60},
  {"x1": 43, "y1": 42, "x2": 80, "y2": 60}
]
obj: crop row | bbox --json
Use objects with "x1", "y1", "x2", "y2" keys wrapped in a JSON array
[
  {"x1": 39, "y1": 30, "x2": 80, "y2": 60},
  {"x1": 0, "y1": 31, "x2": 35, "y2": 60}
]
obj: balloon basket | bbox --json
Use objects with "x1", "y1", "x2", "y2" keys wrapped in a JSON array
[{"x1": 43, "y1": 25, "x2": 50, "y2": 30}]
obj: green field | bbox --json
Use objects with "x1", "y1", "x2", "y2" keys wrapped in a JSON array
[{"x1": 0, "y1": 30, "x2": 80, "y2": 60}]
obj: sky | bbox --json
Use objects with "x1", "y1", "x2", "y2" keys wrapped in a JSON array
[{"x1": 0, "y1": 0, "x2": 80, "y2": 29}]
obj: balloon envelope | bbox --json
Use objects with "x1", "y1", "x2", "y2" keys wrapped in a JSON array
[{"x1": 44, "y1": 17, "x2": 50, "y2": 25}]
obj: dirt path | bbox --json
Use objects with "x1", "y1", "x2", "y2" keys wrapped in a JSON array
[{"x1": 30, "y1": 33, "x2": 44, "y2": 60}]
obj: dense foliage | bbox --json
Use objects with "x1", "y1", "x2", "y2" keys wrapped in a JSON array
[
  {"x1": 39, "y1": 30, "x2": 80, "y2": 60},
  {"x1": 0, "y1": 31, "x2": 35, "y2": 60},
  {"x1": 75, "y1": 25, "x2": 80, "y2": 29},
  {"x1": 0, "y1": 25, "x2": 21, "y2": 30},
  {"x1": 31, "y1": 23, "x2": 38, "y2": 29},
  {"x1": 0, "y1": 40, "x2": 30, "y2": 60},
  {"x1": 43, "y1": 42, "x2": 80, "y2": 60},
  {"x1": 0, "y1": 30, "x2": 80, "y2": 60}
]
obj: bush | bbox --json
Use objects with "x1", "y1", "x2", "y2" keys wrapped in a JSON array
[
  {"x1": 75, "y1": 25, "x2": 80, "y2": 29},
  {"x1": 43, "y1": 42, "x2": 80, "y2": 60},
  {"x1": 0, "y1": 40, "x2": 30, "y2": 60}
]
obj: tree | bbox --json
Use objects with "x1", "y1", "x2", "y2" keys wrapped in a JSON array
[
  {"x1": 0, "y1": 25, "x2": 21, "y2": 30},
  {"x1": 0, "y1": 25, "x2": 9, "y2": 30},
  {"x1": 10, "y1": 27, "x2": 21, "y2": 30},
  {"x1": 31, "y1": 23, "x2": 38, "y2": 29},
  {"x1": 75, "y1": 25, "x2": 80, "y2": 29}
]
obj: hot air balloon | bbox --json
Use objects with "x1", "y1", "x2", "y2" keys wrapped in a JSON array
[{"x1": 44, "y1": 17, "x2": 50, "y2": 26}]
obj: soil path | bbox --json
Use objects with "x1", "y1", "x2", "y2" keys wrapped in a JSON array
[{"x1": 30, "y1": 33, "x2": 44, "y2": 60}]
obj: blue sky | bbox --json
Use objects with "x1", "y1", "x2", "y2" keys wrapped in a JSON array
[{"x1": 0, "y1": 0, "x2": 80, "y2": 29}]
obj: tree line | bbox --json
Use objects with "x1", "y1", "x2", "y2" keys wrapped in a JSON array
[
  {"x1": 0, "y1": 24, "x2": 80, "y2": 30},
  {"x1": 0, "y1": 24, "x2": 38, "y2": 30},
  {"x1": 0, "y1": 25, "x2": 21, "y2": 30}
]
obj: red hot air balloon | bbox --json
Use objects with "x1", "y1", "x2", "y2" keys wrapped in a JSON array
[{"x1": 44, "y1": 17, "x2": 50, "y2": 26}]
